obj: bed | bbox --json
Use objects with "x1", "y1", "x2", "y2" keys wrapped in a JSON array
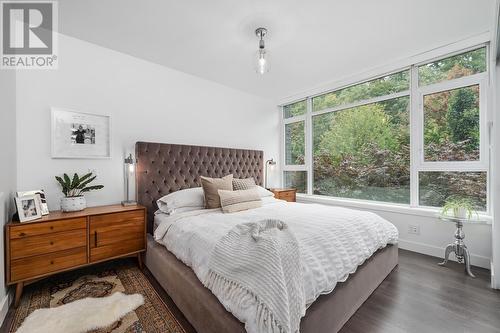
[{"x1": 136, "y1": 141, "x2": 398, "y2": 333}]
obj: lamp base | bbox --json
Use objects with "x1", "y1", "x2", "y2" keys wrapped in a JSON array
[{"x1": 121, "y1": 200, "x2": 137, "y2": 206}]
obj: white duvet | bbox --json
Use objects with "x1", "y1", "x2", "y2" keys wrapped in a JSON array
[{"x1": 154, "y1": 199, "x2": 398, "y2": 333}]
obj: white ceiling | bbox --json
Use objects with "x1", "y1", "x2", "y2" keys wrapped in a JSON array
[{"x1": 59, "y1": 0, "x2": 495, "y2": 100}]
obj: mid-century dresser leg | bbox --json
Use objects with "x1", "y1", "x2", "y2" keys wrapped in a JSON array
[
  {"x1": 137, "y1": 253, "x2": 143, "y2": 270},
  {"x1": 14, "y1": 282, "x2": 24, "y2": 308}
]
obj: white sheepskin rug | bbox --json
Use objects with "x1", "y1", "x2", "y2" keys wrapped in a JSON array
[{"x1": 16, "y1": 292, "x2": 144, "y2": 333}]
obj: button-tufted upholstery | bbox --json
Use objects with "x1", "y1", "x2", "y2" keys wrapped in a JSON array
[{"x1": 135, "y1": 142, "x2": 263, "y2": 233}]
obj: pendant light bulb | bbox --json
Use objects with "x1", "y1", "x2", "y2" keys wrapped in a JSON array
[{"x1": 255, "y1": 28, "x2": 269, "y2": 75}]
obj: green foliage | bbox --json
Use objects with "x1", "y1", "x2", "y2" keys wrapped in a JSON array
[
  {"x1": 424, "y1": 86, "x2": 480, "y2": 161},
  {"x1": 447, "y1": 87, "x2": 479, "y2": 150},
  {"x1": 285, "y1": 121, "x2": 305, "y2": 164},
  {"x1": 418, "y1": 47, "x2": 486, "y2": 86},
  {"x1": 419, "y1": 172, "x2": 486, "y2": 211},
  {"x1": 312, "y1": 71, "x2": 409, "y2": 112},
  {"x1": 55, "y1": 172, "x2": 104, "y2": 197},
  {"x1": 317, "y1": 104, "x2": 398, "y2": 164},
  {"x1": 284, "y1": 100, "x2": 307, "y2": 118}
]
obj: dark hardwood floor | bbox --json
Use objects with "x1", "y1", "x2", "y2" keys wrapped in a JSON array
[
  {"x1": 340, "y1": 250, "x2": 500, "y2": 333},
  {"x1": 2, "y1": 249, "x2": 499, "y2": 333}
]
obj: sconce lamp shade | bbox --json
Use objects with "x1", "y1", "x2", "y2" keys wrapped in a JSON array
[
  {"x1": 265, "y1": 158, "x2": 276, "y2": 189},
  {"x1": 122, "y1": 153, "x2": 137, "y2": 206}
]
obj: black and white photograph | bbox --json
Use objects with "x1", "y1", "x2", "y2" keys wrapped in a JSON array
[
  {"x1": 17, "y1": 190, "x2": 50, "y2": 215},
  {"x1": 71, "y1": 123, "x2": 96, "y2": 144},
  {"x1": 51, "y1": 108, "x2": 110, "y2": 158},
  {"x1": 15, "y1": 194, "x2": 42, "y2": 222}
]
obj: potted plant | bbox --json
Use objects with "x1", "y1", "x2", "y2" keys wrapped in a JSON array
[
  {"x1": 55, "y1": 172, "x2": 104, "y2": 212},
  {"x1": 441, "y1": 196, "x2": 477, "y2": 219}
]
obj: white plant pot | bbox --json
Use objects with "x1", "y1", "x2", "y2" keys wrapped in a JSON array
[
  {"x1": 61, "y1": 196, "x2": 86, "y2": 212},
  {"x1": 453, "y1": 207, "x2": 467, "y2": 219}
]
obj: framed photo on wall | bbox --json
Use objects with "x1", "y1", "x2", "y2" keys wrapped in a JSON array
[
  {"x1": 51, "y1": 108, "x2": 111, "y2": 159},
  {"x1": 15, "y1": 195, "x2": 42, "y2": 223}
]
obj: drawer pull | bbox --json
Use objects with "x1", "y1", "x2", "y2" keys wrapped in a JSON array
[
  {"x1": 94, "y1": 231, "x2": 98, "y2": 247},
  {"x1": 19, "y1": 232, "x2": 26, "y2": 237},
  {"x1": 50, "y1": 241, "x2": 54, "y2": 245},
  {"x1": 50, "y1": 260, "x2": 54, "y2": 265},
  {"x1": 50, "y1": 226, "x2": 54, "y2": 230}
]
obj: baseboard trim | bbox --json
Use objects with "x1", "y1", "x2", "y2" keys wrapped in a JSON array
[
  {"x1": 0, "y1": 290, "x2": 13, "y2": 328},
  {"x1": 398, "y1": 239, "x2": 491, "y2": 269}
]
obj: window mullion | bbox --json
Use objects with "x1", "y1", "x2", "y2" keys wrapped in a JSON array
[
  {"x1": 306, "y1": 97, "x2": 313, "y2": 195},
  {"x1": 410, "y1": 65, "x2": 420, "y2": 207}
]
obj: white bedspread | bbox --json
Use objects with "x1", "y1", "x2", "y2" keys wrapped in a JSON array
[{"x1": 154, "y1": 200, "x2": 398, "y2": 333}]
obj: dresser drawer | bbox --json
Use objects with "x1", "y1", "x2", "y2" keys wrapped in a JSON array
[
  {"x1": 10, "y1": 229, "x2": 87, "y2": 260},
  {"x1": 10, "y1": 247, "x2": 87, "y2": 282},
  {"x1": 90, "y1": 238, "x2": 145, "y2": 263},
  {"x1": 9, "y1": 218, "x2": 86, "y2": 239},
  {"x1": 89, "y1": 210, "x2": 143, "y2": 226},
  {"x1": 278, "y1": 191, "x2": 296, "y2": 202}
]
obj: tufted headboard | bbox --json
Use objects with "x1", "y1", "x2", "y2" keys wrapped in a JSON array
[{"x1": 135, "y1": 142, "x2": 263, "y2": 233}]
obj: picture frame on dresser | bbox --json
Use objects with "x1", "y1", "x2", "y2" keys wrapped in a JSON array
[
  {"x1": 14, "y1": 195, "x2": 42, "y2": 222},
  {"x1": 16, "y1": 190, "x2": 49, "y2": 215},
  {"x1": 51, "y1": 107, "x2": 111, "y2": 159}
]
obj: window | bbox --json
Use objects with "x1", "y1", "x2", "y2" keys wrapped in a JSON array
[
  {"x1": 423, "y1": 85, "x2": 480, "y2": 162},
  {"x1": 418, "y1": 48, "x2": 487, "y2": 86},
  {"x1": 312, "y1": 96, "x2": 410, "y2": 204},
  {"x1": 419, "y1": 172, "x2": 487, "y2": 210},
  {"x1": 312, "y1": 71, "x2": 409, "y2": 112},
  {"x1": 284, "y1": 100, "x2": 307, "y2": 118},
  {"x1": 281, "y1": 46, "x2": 489, "y2": 212},
  {"x1": 284, "y1": 171, "x2": 307, "y2": 193}
]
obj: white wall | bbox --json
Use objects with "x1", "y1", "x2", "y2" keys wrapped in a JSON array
[
  {"x1": 298, "y1": 197, "x2": 492, "y2": 269},
  {"x1": 0, "y1": 70, "x2": 16, "y2": 322},
  {"x1": 15, "y1": 34, "x2": 279, "y2": 210}
]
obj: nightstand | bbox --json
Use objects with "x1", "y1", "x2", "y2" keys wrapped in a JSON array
[
  {"x1": 270, "y1": 188, "x2": 297, "y2": 202},
  {"x1": 6, "y1": 204, "x2": 146, "y2": 307}
]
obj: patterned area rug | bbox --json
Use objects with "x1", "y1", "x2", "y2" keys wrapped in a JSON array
[{"x1": 9, "y1": 260, "x2": 187, "y2": 333}]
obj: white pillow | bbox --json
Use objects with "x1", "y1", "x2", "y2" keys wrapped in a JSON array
[
  {"x1": 256, "y1": 185, "x2": 274, "y2": 198},
  {"x1": 156, "y1": 187, "x2": 204, "y2": 214}
]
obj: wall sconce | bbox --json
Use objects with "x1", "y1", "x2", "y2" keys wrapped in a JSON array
[
  {"x1": 265, "y1": 158, "x2": 276, "y2": 189},
  {"x1": 122, "y1": 153, "x2": 136, "y2": 206}
]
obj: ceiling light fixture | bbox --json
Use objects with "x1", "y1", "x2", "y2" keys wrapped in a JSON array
[{"x1": 255, "y1": 27, "x2": 269, "y2": 75}]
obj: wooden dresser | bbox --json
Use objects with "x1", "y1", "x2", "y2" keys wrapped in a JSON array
[
  {"x1": 270, "y1": 188, "x2": 297, "y2": 202},
  {"x1": 6, "y1": 204, "x2": 146, "y2": 306}
]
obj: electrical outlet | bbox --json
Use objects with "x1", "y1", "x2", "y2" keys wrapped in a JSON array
[{"x1": 408, "y1": 224, "x2": 420, "y2": 235}]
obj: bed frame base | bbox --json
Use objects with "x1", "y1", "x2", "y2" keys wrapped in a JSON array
[{"x1": 145, "y1": 234, "x2": 398, "y2": 333}]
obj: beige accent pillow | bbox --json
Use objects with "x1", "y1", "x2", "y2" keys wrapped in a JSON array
[
  {"x1": 232, "y1": 177, "x2": 256, "y2": 191},
  {"x1": 218, "y1": 188, "x2": 262, "y2": 213},
  {"x1": 200, "y1": 174, "x2": 233, "y2": 208}
]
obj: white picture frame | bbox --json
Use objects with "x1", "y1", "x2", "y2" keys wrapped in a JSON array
[
  {"x1": 15, "y1": 195, "x2": 43, "y2": 223},
  {"x1": 17, "y1": 190, "x2": 49, "y2": 215},
  {"x1": 51, "y1": 108, "x2": 111, "y2": 159}
]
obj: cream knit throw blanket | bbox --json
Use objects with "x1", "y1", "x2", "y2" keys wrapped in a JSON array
[{"x1": 204, "y1": 219, "x2": 305, "y2": 333}]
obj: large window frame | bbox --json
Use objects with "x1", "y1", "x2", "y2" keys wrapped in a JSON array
[{"x1": 281, "y1": 44, "x2": 490, "y2": 214}]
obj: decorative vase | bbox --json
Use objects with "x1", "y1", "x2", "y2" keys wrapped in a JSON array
[
  {"x1": 453, "y1": 207, "x2": 467, "y2": 219},
  {"x1": 61, "y1": 196, "x2": 86, "y2": 212}
]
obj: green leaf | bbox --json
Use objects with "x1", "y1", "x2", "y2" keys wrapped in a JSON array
[
  {"x1": 77, "y1": 172, "x2": 93, "y2": 184},
  {"x1": 71, "y1": 173, "x2": 80, "y2": 188},
  {"x1": 63, "y1": 173, "x2": 71, "y2": 189},
  {"x1": 80, "y1": 185, "x2": 104, "y2": 193},
  {"x1": 55, "y1": 176, "x2": 68, "y2": 196},
  {"x1": 77, "y1": 175, "x2": 96, "y2": 189}
]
